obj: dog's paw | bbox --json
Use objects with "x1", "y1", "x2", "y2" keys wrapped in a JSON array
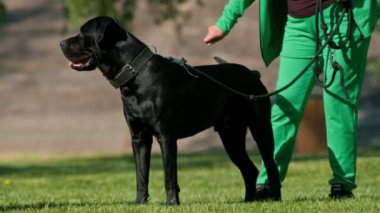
[
  {"x1": 166, "y1": 193, "x2": 180, "y2": 205},
  {"x1": 135, "y1": 194, "x2": 149, "y2": 204},
  {"x1": 244, "y1": 195, "x2": 255, "y2": 202},
  {"x1": 254, "y1": 185, "x2": 282, "y2": 201},
  {"x1": 166, "y1": 198, "x2": 180, "y2": 206}
]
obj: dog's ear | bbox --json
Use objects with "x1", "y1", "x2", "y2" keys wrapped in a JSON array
[{"x1": 97, "y1": 19, "x2": 127, "y2": 49}]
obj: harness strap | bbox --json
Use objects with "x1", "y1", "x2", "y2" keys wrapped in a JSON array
[{"x1": 109, "y1": 47, "x2": 154, "y2": 88}]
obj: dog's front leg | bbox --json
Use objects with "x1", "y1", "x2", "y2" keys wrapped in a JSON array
[
  {"x1": 157, "y1": 136, "x2": 180, "y2": 205},
  {"x1": 132, "y1": 133, "x2": 153, "y2": 204}
]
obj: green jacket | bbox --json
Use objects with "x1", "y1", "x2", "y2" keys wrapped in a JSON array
[{"x1": 216, "y1": 0, "x2": 380, "y2": 66}]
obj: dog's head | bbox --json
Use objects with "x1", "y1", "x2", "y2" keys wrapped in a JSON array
[{"x1": 60, "y1": 16, "x2": 127, "y2": 72}]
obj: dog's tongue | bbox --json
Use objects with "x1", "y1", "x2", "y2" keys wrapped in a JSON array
[
  {"x1": 69, "y1": 61, "x2": 84, "y2": 68},
  {"x1": 68, "y1": 57, "x2": 90, "y2": 68}
]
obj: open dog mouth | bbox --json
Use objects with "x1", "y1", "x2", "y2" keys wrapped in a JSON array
[{"x1": 69, "y1": 57, "x2": 91, "y2": 69}]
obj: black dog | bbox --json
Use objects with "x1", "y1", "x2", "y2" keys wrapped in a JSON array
[{"x1": 60, "y1": 16, "x2": 281, "y2": 205}]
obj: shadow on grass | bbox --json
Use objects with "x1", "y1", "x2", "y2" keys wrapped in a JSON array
[
  {"x1": 0, "y1": 153, "x2": 233, "y2": 178},
  {"x1": 0, "y1": 148, "x2": 378, "y2": 179},
  {"x1": 290, "y1": 147, "x2": 380, "y2": 162},
  {"x1": 0, "y1": 199, "x2": 256, "y2": 211},
  {"x1": 0, "y1": 155, "x2": 135, "y2": 178},
  {"x1": 291, "y1": 193, "x2": 380, "y2": 203},
  {"x1": 0, "y1": 200, "x2": 136, "y2": 212}
]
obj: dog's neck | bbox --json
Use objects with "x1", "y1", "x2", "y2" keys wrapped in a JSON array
[
  {"x1": 99, "y1": 32, "x2": 154, "y2": 88},
  {"x1": 118, "y1": 33, "x2": 148, "y2": 63}
]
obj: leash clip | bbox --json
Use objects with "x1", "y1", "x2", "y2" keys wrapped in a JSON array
[
  {"x1": 167, "y1": 56, "x2": 199, "y2": 78},
  {"x1": 329, "y1": 50, "x2": 336, "y2": 68}
]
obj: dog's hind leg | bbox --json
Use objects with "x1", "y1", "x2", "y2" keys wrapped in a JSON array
[
  {"x1": 248, "y1": 99, "x2": 281, "y2": 200},
  {"x1": 216, "y1": 120, "x2": 258, "y2": 202},
  {"x1": 131, "y1": 132, "x2": 153, "y2": 204}
]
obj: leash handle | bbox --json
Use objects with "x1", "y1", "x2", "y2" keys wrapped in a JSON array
[{"x1": 314, "y1": 0, "x2": 352, "y2": 99}]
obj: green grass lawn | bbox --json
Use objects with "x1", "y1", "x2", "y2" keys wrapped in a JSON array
[{"x1": 0, "y1": 149, "x2": 379, "y2": 212}]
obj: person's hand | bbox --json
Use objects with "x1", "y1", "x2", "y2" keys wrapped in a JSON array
[{"x1": 203, "y1": 25, "x2": 225, "y2": 45}]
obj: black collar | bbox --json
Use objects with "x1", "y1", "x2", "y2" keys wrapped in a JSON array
[{"x1": 109, "y1": 47, "x2": 154, "y2": 88}]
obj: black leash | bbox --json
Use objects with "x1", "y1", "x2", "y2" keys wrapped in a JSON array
[
  {"x1": 314, "y1": 0, "x2": 352, "y2": 99},
  {"x1": 188, "y1": 0, "x2": 352, "y2": 101}
]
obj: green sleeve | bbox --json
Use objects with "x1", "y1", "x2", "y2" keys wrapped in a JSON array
[{"x1": 215, "y1": 0, "x2": 255, "y2": 34}]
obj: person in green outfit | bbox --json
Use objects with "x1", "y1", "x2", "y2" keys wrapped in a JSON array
[{"x1": 204, "y1": 0, "x2": 380, "y2": 199}]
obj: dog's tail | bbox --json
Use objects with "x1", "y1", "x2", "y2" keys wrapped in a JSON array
[{"x1": 214, "y1": 56, "x2": 261, "y2": 78}]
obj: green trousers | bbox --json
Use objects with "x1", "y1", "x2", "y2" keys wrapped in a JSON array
[{"x1": 256, "y1": 3, "x2": 371, "y2": 191}]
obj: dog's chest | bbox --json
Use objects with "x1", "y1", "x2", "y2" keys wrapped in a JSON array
[{"x1": 122, "y1": 95, "x2": 157, "y2": 123}]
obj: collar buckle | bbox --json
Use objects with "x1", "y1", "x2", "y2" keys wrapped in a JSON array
[{"x1": 109, "y1": 47, "x2": 154, "y2": 88}]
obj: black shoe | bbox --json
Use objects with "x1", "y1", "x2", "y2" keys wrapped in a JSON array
[
  {"x1": 255, "y1": 184, "x2": 280, "y2": 201},
  {"x1": 329, "y1": 184, "x2": 354, "y2": 199}
]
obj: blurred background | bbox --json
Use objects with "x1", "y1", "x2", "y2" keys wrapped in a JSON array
[{"x1": 0, "y1": 0, "x2": 380, "y2": 154}]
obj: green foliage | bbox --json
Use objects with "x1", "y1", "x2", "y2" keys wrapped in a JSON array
[
  {"x1": 146, "y1": 0, "x2": 203, "y2": 35},
  {"x1": 148, "y1": 0, "x2": 188, "y2": 24},
  {"x1": 0, "y1": 1, "x2": 5, "y2": 23},
  {"x1": 0, "y1": 151, "x2": 380, "y2": 212},
  {"x1": 65, "y1": 0, "x2": 137, "y2": 31},
  {"x1": 377, "y1": 1, "x2": 380, "y2": 33},
  {"x1": 64, "y1": 0, "x2": 203, "y2": 32}
]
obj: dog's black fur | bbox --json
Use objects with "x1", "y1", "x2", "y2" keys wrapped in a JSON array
[{"x1": 60, "y1": 16, "x2": 281, "y2": 205}]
